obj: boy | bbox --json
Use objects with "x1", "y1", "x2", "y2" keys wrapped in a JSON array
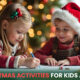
[{"x1": 35, "y1": 2, "x2": 80, "y2": 66}]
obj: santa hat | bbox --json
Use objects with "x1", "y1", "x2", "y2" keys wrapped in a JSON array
[{"x1": 52, "y1": 2, "x2": 80, "y2": 35}]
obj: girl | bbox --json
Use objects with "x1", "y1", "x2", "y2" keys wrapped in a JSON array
[
  {"x1": 34, "y1": 2, "x2": 80, "y2": 66},
  {"x1": 0, "y1": 3, "x2": 40, "y2": 68}
]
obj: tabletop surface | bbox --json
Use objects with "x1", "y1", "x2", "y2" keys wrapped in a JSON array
[{"x1": 0, "y1": 65, "x2": 80, "y2": 72}]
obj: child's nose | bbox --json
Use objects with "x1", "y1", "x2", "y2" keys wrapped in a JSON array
[
  {"x1": 59, "y1": 31, "x2": 64, "y2": 35},
  {"x1": 19, "y1": 34, "x2": 24, "y2": 40}
]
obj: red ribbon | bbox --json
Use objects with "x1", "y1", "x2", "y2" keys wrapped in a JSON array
[{"x1": 16, "y1": 8, "x2": 22, "y2": 17}]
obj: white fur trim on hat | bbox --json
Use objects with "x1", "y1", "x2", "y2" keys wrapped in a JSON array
[{"x1": 52, "y1": 9, "x2": 80, "y2": 35}]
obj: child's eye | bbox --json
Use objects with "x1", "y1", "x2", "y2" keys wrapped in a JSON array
[
  {"x1": 56, "y1": 28, "x2": 60, "y2": 31},
  {"x1": 63, "y1": 29, "x2": 69, "y2": 32},
  {"x1": 17, "y1": 31, "x2": 22, "y2": 34}
]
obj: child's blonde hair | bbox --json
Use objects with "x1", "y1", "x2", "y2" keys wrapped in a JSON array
[{"x1": 0, "y1": 3, "x2": 32, "y2": 56}]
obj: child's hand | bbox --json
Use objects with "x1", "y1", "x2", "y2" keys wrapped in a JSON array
[
  {"x1": 57, "y1": 59, "x2": 70, "y2": 66},
  {"x1": 18, "y1": 57, "x2": 40, "y2": 68},
  {"x1": 44, "y1": 58, "x2": 57, "y2": 66}
]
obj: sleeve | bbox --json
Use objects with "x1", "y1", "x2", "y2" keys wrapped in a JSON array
[
  {"x1": 0, "y1": 55, "x2": 20, "y2": 68},
  {"x1": 34, "y1": 38, "x2": 54, "y2": 64},
  {"x1": 0, "y1": 40, "x2": 3, "y2": 55},
  {"x1": 67, "y1": 56, "x2": 80, "y2": 65},
  {"x1": 0, "y1": 40, "x2": 21, "y2": 68}
]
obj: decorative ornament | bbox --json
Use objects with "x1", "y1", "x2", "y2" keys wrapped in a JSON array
[
  {"x1": 39, "y1": 3, "x2": 44, "y2": 9},
  {"x1": 43, "y1": 0, "x2": 48, "y2": 4},
  {"x1": 0, "y1": 0, "x2": 7, "y2": 6},
  {"x1": 29, "y1": 10, "x2": 34, "y2": 14},
  {"x1": 34, "y1": 1, "x2": 39, "y2": 9},
  {"x1": 42, "y1": 14, "x2": 47, "y2": 21},
  {"x1": 8, "y1": 1, "x2": 12, "y2": 4},
  {"x1": 37, "y1": 30, "x2": 42, "y2": 36},
  {"x1": 27, "y1": 5, "x2": 33, "y2": 10},
  {"x1": 50, "y1": 8, "x2": 54, "y2": 14},
  {"x1": 41, "y1": 36, "x2": 46, "y2": 42},
  {"x1": 50, "y1": 26, "x2": 56, "y2": 32}
]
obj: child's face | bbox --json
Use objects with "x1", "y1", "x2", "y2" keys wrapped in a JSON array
[
  {"x1": 3, "y1": 20, "x2": 31, "y2": 45},
  {"x1": 54, "y1": 19, "x2": 76, "y2": 44}
]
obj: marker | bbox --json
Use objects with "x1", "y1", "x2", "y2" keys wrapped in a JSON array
[{"x1": 30, "y1": 52, "x2": 35, "y2": 57}]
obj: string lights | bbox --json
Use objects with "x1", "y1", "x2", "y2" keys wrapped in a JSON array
[
  {"x1": 39, "y1": 3, "x2": 44, "y2": 9},
  {"x1": 0, "y1": 0, "x2": 7, "y2": 11}
]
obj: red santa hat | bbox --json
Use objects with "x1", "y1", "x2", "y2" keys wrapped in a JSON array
[{"x1": 52, "y1": 2, "x2": 80, "y2": 35}]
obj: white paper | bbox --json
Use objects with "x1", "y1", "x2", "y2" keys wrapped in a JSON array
[{"x1": 19, "y1": 65, "x2": 80, "y2": 70}]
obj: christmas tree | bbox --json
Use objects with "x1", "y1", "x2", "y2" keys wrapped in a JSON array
[{"x1": 24, "y1": 0, "x2": 62, "y2": 51}]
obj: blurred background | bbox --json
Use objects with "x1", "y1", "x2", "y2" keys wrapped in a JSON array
[{"x1": 0, "y1": 0, "x2": 74, "y2": 53}]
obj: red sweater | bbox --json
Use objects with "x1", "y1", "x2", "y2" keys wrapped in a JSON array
[
  {"x1": 0, "y1": 40, "x2": 27, "y2": 68},
  {"x1": 34, "y1": 38, "x2": 80, "y2": 65}
]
